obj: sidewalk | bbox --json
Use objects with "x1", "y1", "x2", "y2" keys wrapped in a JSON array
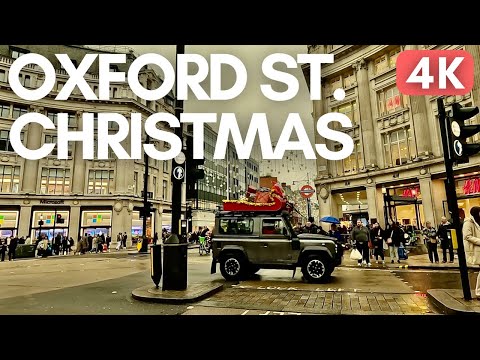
[{"x1": 343, "y1": 248, "x2": 480, "y2": 314}]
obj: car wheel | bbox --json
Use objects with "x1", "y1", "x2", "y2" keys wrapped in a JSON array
[
  {"x1": 301, "y1": 254, "x2": 332, "y2": 283},
  {"x1": 220, "y1": 252, "x2": 245, "y2": 281}
]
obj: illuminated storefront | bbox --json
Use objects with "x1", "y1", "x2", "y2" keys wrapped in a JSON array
[
  {"x1": 81, "y1": 210, "x2": 112, "y2": 238},
  {"x1": 0, "y1": 209, "x2": 19, "y2": 238},
  {"x1": 31, "y1": 209, "x2": 69, "y2": 240},
  {"x1": 131, "y1": 210, "x2": 154, "y2": 243},
  {"x1": 383, "y1": 184, "x2": 425, "y2": 229},
  {"x1": 450, "y1": 176, "x2": 480, "y2": 221}
]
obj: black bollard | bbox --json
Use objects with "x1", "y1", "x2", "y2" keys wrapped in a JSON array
[{"x1": 150, "y1": 244, "x2": 162, "y2": 288}]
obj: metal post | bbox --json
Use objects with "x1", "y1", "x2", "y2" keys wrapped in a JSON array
[
  {"x1": 139, "y1": 134, "x2": 150, "y2": 253},
  {"x1": 170, "y1": 44, "x2": 185, "y2": 240},
  {"x1": 437, "y1": 97, "x2": 472, "y2": 300}
]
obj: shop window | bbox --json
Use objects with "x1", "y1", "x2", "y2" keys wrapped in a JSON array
[
  {"x1": 88, "y1": 170, "x2": 115, "y2": 195},
  {"x1": 377, "y1": 84, "x2": 408, "y2": 116},
  {"x1": 0, "y1": 130, "x2": 24, "y2": 152},
  {"x1": 0, "y1": 165, "x2": 20, "y2": 193},
  {"x1": 383, "y1": 127, "x2": 415, "y2": 167},
  {"x1": 81, "y1": 211, "x2": 112, "y2": 227},
  {"x1": 40, "y1": 168, "x2": 71, "y2": 195},
  {"x1": 0, "y1": 211, "x2": 19, "y2": 231},
  {"x1": 32, "y1": 211, "x2": 69, "y2": 228}
]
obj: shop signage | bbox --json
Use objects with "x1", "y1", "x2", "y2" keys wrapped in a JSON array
[
  {"x1": 401, "y1": 188, "x2": 420, "y2": 198},
  {"x1": 39, "y1": 199, "x2": 65, "y2": 205},
  {"x1": 463, "y1": 178, "x2": 480, "y2": 195}
]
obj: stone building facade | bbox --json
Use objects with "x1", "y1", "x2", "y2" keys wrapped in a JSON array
[{"x1": 302, "y1": 45, "x2": 480, "y2": 229}]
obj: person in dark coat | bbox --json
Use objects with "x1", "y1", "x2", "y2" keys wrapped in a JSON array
[
  {"x1": 8, "y1": 237, "x2": 18, "y2": 261},
  {"x1": 0, "y1": 239, "x2": 7, "y2": 261},
  {"x1": 387, "y1": 222, "x2": 405, "y2": 264},
  {"x1": 423, "y1": 221, "x2": 439, "y2": 263},
  {"x1": 437, "y1": 216, "x2": 454, "y2": 263},
  {"x1": 370, "y1": 222, "x2": 386, "y2": 264},
  {"x1": 153, "y1": 232, "x2": 159, "y2": 245}
]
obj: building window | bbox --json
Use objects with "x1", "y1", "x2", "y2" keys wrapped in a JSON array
[
  {"x1": 163, "y1": 180, "x2": 168, "y2": 200},
  {"x1": 377, "y1": 85, "x2": 408, "y2": 116},
  {"x1": 93, "y1": 114, "x2": 119, "y2": 131},
  {"x1": 12, "y1": 106, "x2": 27, "y2": 119},
  {"x1": 0, "y1": 103, "x2": 9, "y2": 118},
  {"x1": 327, "y1": 76, "x2": 342, "y2": 95},
  {"x1": 110, "y1": 65, "x2": 119, "y2": 72},
  {"x1": 88, "y1": 170, "x2": 115, "y2": 194},
  {"x1": 334, "y1": 101, "x2": 359, "y2": 127},
  {"x1": 0, "y1": 165, "x2": 20, "y2": 193},
  {"x1": 374, "y1": 47, "x2": 401, "y2": 74},
  {"x1": 57, "y1": 82, "x2": 65, "y2": 92},
  {"x1": 152, "y1": 176, "x2": 156, "y2": 198},
  {"x1": 10, "y1": 47, "x2": 29, "y2": 59},
  {"x1": 383, "y1": 127, "x2": 415, "y2": 167},
  {"x1": 18, "y1": 74, "x2": 31, "y2": 87},
  {"x1": 40, "y1": 168, "x2": 71, "y2": 195},
  {"x1": 336, "y1": 140, "x2": 364, "y2": 175},
  {"x1": 112, "y1": 87, "x2": 118, "y2": 98},
  {"x1": 47, "y1": 111, "x2": 75, "y2": 126},
  {"x1": 45, "y1": 134, "x2": 72, "y2": 157},
  {"x1": 0, "y1": 70, "x2": 6, "y2": 82},
  {"x1": 343, "y1": 71, "x2": 356, "y2": 88},
  {"x1": 163, "y1": 160, "x2": 169, "y2": 173},
  {"x1": 133, "y1": 172, "x2": 138, "y2": 195},
  {"x1": 93, "y1": 138, "x2": 115, "y2": 159},
  {"x1": 0, "y1": 130, "x2": 23, "y2": 152},
  {"x1": 165, "y1": 96, "x2": 175, "y2": 107}
]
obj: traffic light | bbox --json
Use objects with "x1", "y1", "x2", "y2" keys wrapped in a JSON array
[
  {"x1": 56, "y1": 214, "x2": 64, "y2": 224},
  {"x1": 185, "y1": 134, "x2": 205, "y2": 200},
  {"x1": 449, "y1": 102, "x2": 480, "y2": 164},
  {"x1": 140, "y1": 202, "x2": 154, "y2": 218},
  {"x1": 186, "y1": 206, "x2": 192, "y2": 219}
]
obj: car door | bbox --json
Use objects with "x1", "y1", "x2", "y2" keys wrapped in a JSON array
[{"x1": 257, "y1": 218, "x2": 294, "y2": 265}]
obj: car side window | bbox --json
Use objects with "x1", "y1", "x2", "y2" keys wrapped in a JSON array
[
  {"x1": 262, "y1": 219, "x2": 288, "y2": 237},
  {"x1": 219, "y1": 218, "x2": 254, "y2": 235}
]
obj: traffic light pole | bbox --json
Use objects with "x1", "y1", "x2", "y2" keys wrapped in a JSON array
[
  {"x1": 437, "y1": 97, "x2": 472, "y2": 301},
  {"x1": 139, "y1": 135, "x2": 150, "y2": 253}
]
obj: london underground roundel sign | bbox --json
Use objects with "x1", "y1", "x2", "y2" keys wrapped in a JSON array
[{"x1": 300, "y1": 185, "x2": 315, "y2": 199}]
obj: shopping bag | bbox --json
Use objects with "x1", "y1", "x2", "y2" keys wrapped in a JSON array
[
  {"x1": 398, "y1": 245, "x2": 408, "y2": 260},
  {"x1": 350, "y1": 248, "x2": 363, "y2": 261},
  {"x1": 383, "y1": 241, "x2": 388, "y2": 250}
]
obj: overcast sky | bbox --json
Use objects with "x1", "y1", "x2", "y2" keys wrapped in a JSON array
[{"x1": 127, "y1": 45, "x2": 314, "y2": 159}]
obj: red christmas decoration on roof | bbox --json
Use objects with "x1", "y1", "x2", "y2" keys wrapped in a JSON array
[{"x1": 223, "y1": 182, "x2": 291, "y2": 212}]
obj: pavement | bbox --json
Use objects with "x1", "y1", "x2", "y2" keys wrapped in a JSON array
[{"x1": 341, "y1": 247, "x2": 480, "y2": 315}]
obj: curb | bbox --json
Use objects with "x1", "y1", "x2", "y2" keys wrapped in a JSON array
[
  {"x1": 426, "y1": 289, "x2": 480, "y2": 315},
  {"x1": 132, "y1": 283, "x2": 224, "y2": 304}
]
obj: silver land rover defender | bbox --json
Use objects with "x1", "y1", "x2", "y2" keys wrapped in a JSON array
[{"x1": 210, "y1": 210, "x2": 343, "y2": 283}]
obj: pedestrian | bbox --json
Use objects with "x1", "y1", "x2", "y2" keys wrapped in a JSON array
[
  {"x1": 0, "y1": 238, "x2": 7, "y2": 261},
  {"x1": 438, "y1": 216, "x2": 454, "y2": 263},
  {"x1": 350, "y1": 219, "x2": 371, "y2": 267},
  {"x1": 7, "y1": 236, "x2": 18, "y2": 261},
  {"x1": 116, "y1": 232, "x2": 123, "y2": 251},
  {"x1": 462, "y1": 206, "x2": 480, "y2": 299},
  {"x1": 423, "y1": 221, "x2": 439, "y2": 263},
  {"x1": 387, "y1": 222, "x2": 405, "y2": 264},
  {"x1": 62, "y1": 236, "x2": 69, "y2": 255},
  {"x1": 370, "y1": 222, "x2": 385, "y2": 265},
  {"x1": 153, "y1": 232, "x2": 158, "y2": 245},
  {"x1": 106, "y1": 235, "x2": 111, "y2": 251},
  {"x1": 122, "y1": 232, "x2": 127, "y2": 248}
]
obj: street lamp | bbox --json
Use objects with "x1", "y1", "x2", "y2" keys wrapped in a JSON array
[{"x1": 38, "y1": 214, "x2": 44, "y2": 240}]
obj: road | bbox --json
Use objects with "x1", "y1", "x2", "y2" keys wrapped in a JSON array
[{"x1": 1, "y1": 250, "x2": 472, "y2": 315}]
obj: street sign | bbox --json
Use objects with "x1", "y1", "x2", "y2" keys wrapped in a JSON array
[
  {"x1": 300, "y1": 185, "x2": 315, "y2": 199},
  {"x1": 141, "y1": 191, "x2": 153, "y2": 199},
  {"x1": 172, "y1": 166, "x2": 185, "y2": 180}
]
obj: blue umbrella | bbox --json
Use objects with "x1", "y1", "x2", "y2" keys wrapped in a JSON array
[{"x1": 319, "y1": 216, "x2": 340, "y2": 224}]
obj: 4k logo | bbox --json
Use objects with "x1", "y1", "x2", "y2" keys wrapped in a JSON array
[{"x1": 396, "y1": 50, "x2": 474, "y2": 96}]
